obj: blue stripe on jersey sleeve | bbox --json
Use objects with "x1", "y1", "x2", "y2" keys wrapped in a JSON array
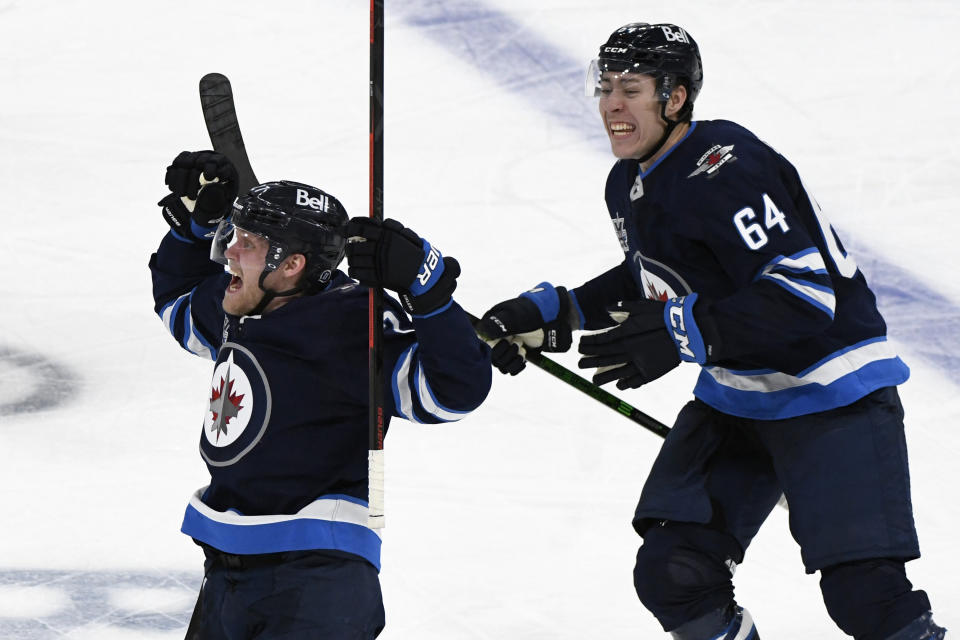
[
  {"x1": 756, "y1": 249, "x2": 835, "y2": 318},
  {"x1": 413, "y1": 360, "x2": 471, "y2": 422},
  {"x1": 390, "y1": 343, "x2": 473, "y2": 423},
  {"x1": 763, "y1": 275, "x2": 836, "y2": 318},
  {"x1": 158, "y1": 290, "x2": 217, "y2": 360},
  {"x1": 391, "y1": 344, "x2": 420, "y2": 423}
]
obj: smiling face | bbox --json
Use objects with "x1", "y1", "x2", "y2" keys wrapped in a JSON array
[
  {"x1": 597, "y1": 71, "x2": 690, "y2": 165},
  {"x1": 598, "y1": 72, "x2": 667, "y2": 160}
]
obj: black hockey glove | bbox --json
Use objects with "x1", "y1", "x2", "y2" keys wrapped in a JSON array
[
  {"x1": 158, "y1": 150, "x2": 238, "y2": 241},
  {"x1": 578, "y1": 294, "x2": 709, "y2": 389},
  {"x1": 345, "y1": 217, "x2": 460, "y2": 316},
  {"x1": 477, "y1": 283, "x2": 574, "y2": 375}
]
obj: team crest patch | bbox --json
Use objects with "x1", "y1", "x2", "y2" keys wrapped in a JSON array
[
  {"x1": 201, "y1": 342, "x2": 272, "y2": 467},
  {"x1": 688, "y1": 144, "x2": 736, "y2": 179},
  {"x1": 632, "y1": 250, "x2": 692, "y2": 300}
]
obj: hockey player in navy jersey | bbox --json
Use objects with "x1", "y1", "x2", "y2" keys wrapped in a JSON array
[
  {"x1": 479, "y1": 23, "x2": 945, "y2": 640},
  {"x1": 150, "y1": 150, "x2": 490, "y2": 639}
]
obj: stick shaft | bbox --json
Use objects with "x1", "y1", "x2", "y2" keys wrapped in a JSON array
[{"x1": 368, "y1": 0, "x2": 386, "y2": 528}]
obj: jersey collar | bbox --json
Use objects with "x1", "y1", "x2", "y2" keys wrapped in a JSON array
[{"x1": 638, "y1": 121, "x2": 699, "y2": 179}]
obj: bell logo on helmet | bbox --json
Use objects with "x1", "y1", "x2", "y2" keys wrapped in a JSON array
[
  {"x1": 295, "y1": 188, "x2": 329, "y2": 212},
  {"x1": 660, "y1": 26, "x2": 690, "y2": 43}
]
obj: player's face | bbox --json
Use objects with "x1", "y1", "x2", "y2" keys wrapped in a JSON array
[
  {"x1": 221, "y1": 228, "x2": 271, "y2": 316},
  {"x1": 598, "y1": 72, "x2": 665, "y2": 160}
]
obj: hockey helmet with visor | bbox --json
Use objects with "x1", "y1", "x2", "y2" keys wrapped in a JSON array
[
  {"x1": 586, "y1": 22, "x2": 703, "y2": 122},
  {"x1": 211, "y1": 180, "x2": 348, "y2": 295}
]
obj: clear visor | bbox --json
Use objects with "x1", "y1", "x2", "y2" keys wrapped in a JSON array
[
  {"x1": 209, "y1": 219, "x2": 270, "y2": 267},
  {"x1": 585, "y1": 58, "x2": 665, "y2": 98}
]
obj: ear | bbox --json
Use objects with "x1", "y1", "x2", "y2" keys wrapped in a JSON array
[
  {"x1": 280, "y1": 253, "x2": 308, "y2": 279},
  {"x1": 665, "y1": 84, "x2": 688, "y2": 119}
]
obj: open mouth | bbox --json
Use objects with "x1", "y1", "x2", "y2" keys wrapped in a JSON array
[
  {"x1": 609, "y1": 122, "x2": 636, "y2": 137},
  {"x1": 227, "y1": 267, "x2": 243, "y2": 293}
]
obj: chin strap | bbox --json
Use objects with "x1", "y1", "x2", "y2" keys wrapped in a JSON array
[
  {"x1": 247, "y1": 270, "x2": 306, "y2": 317},
  {"x1": 637, "y1": 101, "x2": 681, "y2": 164}
]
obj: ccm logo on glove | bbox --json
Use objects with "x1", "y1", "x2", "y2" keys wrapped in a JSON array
[{"x1": 664, "y1": 294, "x2": 706, "y2": 364}]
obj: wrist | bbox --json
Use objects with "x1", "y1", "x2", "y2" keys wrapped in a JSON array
[
  {"x1": 663, "y1": 293, "x2": 708, "y2": 364},
  {"x1": 401, "y1": 256, "x2": 460, "y2": 317}
]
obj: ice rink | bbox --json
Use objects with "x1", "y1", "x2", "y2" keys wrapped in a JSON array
[{"x1": 1, "y1": 1, "x2": 959, "y2": 637}]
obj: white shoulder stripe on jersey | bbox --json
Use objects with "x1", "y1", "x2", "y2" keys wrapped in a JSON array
[{"x1": 704, "y1": 338, "x2": 897, "y2": 393}]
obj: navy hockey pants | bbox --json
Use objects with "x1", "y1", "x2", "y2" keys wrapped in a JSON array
[
  {"x1": 185, "y1": 547, "x2": 385, "y2": 639},
  {"x1": 631, "y1": 387, "x2": 932, "y2": 638}
]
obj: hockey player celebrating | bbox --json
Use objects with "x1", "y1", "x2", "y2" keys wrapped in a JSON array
[
  {"x1": 479, "y1": 23, "x2": 945, "y2": 640},
  {"x1": 150, "y1": 150, "x2": 491, "y2": 639}
]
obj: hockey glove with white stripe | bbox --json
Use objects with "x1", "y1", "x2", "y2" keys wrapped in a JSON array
[
  {"x1": 159, "y1": 150, "x2": 238, "y2": 241},
  {"x1": 478, "y1": 283, "x2": 574, "y2": 375},
  {"x1": 345, "y1": 217, "x2": 460, "y2": 316},
  {"x1": 578, "y1": 295, "x2": 709, "y2": 389}
]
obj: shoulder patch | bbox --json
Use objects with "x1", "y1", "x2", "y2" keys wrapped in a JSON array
[{"x1": 688, "y1": 144, "x2": 737, "y2": 179}]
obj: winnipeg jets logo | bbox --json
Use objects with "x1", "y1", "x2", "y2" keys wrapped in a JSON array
[
  {"x1": 688, "y1": 144, "x2": 737, "y2": 179},
  {"x1": 630, "y1": 175, "x2": 644, "y2": 201},
  {"x1": 204, "y1": 350, "x2": 252, "y2": 448},
  {"x1": 632, "y1": 250, "x2": 691, "y2": 300}
]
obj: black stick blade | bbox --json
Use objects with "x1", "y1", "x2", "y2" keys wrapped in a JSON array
[{"x1": 199, "y1": 72, "x2": 259, "y2": 193}]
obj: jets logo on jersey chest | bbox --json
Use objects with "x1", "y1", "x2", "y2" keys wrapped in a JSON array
[
  {"x1": 688, "y1": 144, "x2": 737, "y2": 179},
  {"x1": 201, "y1": 342, "x2": 273, "y2": 467},
  {"x1": 632, "y1": 250, "x2": 692, "y2": 301}
]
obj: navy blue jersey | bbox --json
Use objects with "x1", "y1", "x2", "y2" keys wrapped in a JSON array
[
  {"x1": 149, "y1": 231, "x2": 491, "y2": 569},
  {"x1": 572, "y1": 119, "x2": 908, "y2": 420}
]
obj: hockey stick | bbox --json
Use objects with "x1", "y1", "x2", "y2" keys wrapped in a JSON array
[
  {"x1": 470, "y1": 317, "x2": 791, "y2": 509},
  {"x1": 467, "y1": 313, "x2": 670, "y2": 438},
  {"x1": 199, "y1": 73, "x2": 259, "y2": 192},
  {"x1": 367, "y1": 0, "x2": 387, "y2": 529}
]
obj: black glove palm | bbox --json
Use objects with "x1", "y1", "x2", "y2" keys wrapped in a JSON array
[
  {"x1": 578, "y1": 299, "x2": 680, "y2": 389},
  {"x1": 159, "y1": 150, "x2": 239, "y2": 239},
  {"x1": 345, "y1": 217, "x2": 460, "y2": 316}
]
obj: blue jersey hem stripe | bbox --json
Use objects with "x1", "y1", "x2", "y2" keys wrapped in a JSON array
[
  {"x1": 181, "y1": 505, "x2": 382, "y2": 570},
  {"x1": 694, "y1": 358, "x2": 909, "y2": 420}
]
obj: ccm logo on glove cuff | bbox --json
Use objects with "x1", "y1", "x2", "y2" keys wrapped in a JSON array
[{"x1": 664, "y1": 293, "x2": 707, "y2": 364}]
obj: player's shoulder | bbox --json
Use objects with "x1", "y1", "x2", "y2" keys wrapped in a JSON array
[
  {"x1": 314, "y1": 271, "x2": 411, "y2": 331},
  {"x1": 676, "y1": 119, "x2": 786, "y2": 198},
  {"x1": 683, "y1": 120, "x2": 773, "y2": 174}
]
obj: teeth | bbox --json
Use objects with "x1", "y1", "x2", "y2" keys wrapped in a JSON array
[{"x1": 610, "y1": 122, "x2": 635, "y2": 134}]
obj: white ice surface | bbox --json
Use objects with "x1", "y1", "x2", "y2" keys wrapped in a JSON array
[{"x1": 1, "y1": 1, "x2": 958, "y2": 638}]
